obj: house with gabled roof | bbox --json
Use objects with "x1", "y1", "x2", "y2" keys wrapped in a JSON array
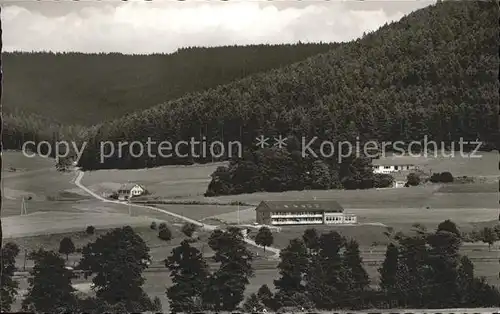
[
  {"x1": 255, "y1": 200, "x2": 356, "y2": 226},
  {"x1": 117, "y1": 183, "x2": 146, "y2": 200}
]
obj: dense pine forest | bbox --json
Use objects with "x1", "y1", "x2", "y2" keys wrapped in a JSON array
[
  {"x1": 2, "y1": 43, "x2": 336, "y2": 125},
  {"x1": 77, "y1": 1, "x2": 499, "y2": 173},
  {"x1": 2, "y1": 43, "x2": 336, "y2": 153}
]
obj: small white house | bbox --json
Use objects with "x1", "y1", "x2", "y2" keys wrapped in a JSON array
[{"x1": 117, "y1": 183, "x2": 146, "y2": 200}]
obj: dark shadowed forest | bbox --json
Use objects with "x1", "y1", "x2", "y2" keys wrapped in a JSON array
[{"x1": 77, "y1": 1, "x2": 498, "y2": 172}]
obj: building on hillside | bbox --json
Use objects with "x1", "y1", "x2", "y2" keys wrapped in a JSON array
[
  {"x1": 255, "y1": 200, "x2": 357, "y2": 226},
  {"x1": 117, "y1": 183, "x2": 146, "y2": 200},
  {"x1": 372, "y1": 157, "x2": 419, "y2": 174}
]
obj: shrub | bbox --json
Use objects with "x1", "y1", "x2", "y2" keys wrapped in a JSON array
[
  {"x1": 152, "y1": 296, "x2": 162, "y2": 311},
  {"x1": 430, "y1": 172, "x2": 454, "y2": 183},
  {"x1": 149, "y1": 221, "x2": 158, "y2": 230},
  {"x1": 373, "y1": 173, "x2": 394, "y2": 188},
  {"x1": 86, "y1": 226, "x2": 95, "y2": 235},
  {"x1": 406, "y1": 173, "x2": 421, "y2": 186},
  {"x1": 181, "y1": 223, "x2": 197, "y2": 238},
  {"x1": 430, "y1": 172, "x2": 441, "y2": 183},
  {"x1": 440, "y1": 171, "x2": 454, "y2": 183},
  {"x1": 158, "y1": 227, "x2": 172, "y2": 241},
  {"x1": 158, "y1": 222, "x2": 167, "y2": 231}
]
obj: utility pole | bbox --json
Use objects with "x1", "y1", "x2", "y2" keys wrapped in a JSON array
[
  {"x1": 21, "y1": 197, "x2": 28, "y2": 216},
  {"x1": 237, "y1": 203, "x2": 240, "y2": 225}
]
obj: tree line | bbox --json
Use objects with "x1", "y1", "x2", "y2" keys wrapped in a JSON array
[
  {"x1": 205, "y1": 145, "x2": 394, "y2": 196},
  {"x1": 2, "y1": 220, "x2": 499, "y2": 313},
  {"x1": 76, "y1": 1, "x2": 498, "y2": 171}
]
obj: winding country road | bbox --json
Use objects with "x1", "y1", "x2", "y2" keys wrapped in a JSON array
[{"x1": 73, "y1": 170, "x2": 281, "y2": 258}]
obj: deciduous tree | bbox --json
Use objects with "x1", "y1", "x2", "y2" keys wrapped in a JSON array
[
  {"x1": 255, "y1": 226, "x2": 274, "y2": 252},
  {"x1": 22, "y1": 249, "x2": 77, "y2": 313},
  {"x1": 78, "y1": 226, "x2": 154, "y2": 312},
  {"x1": 58, "y1": 236, "x2": 76, "y2": 261}
]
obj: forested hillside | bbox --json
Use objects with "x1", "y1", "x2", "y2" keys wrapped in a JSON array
[
  {"x1": 2, "y1": 43, "x2": 336, "y2": 125},
  {"x1": 78, "y1": 1, "x2": 498, "y2": 171}
]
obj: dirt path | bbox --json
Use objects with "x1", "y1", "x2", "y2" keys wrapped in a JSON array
[{"x1": 74, "y1": 170, "x2": 281, "y2": 258}]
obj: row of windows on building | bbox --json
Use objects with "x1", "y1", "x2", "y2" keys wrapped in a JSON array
[
  {"x1": 272, "y1": 211, "x2": 322, "y2": 216},
  {"x1": 379, "y1": 165, "x2": 416, "y2": 170},
  {"x1": 325, "y1": 215, "x2": 355, "y2": 222},
  {"x1": 272, "y1": 217, "x2": 323, "y2": 223},
  {"x1": 282, "y1": 204, "x2": 321, "y2": 209}
]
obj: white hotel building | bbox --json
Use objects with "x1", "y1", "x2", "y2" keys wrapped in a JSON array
[{"x1": 255, "y1": 200, "x2": 357, "y2": 226}]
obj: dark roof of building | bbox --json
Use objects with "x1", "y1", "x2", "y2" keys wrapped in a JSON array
[
  {"x1": 118, "y1": 183, "x2": 145, "y2": 191},
  {"x1": 371, "y1": 156, "x2": 426, "y2": 166},
  {"x1": 256, "y1": 200, "x2": 344, "y2": 213}
]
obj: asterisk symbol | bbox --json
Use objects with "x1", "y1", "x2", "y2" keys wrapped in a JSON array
[
  {"x1": 273, "y1": 135, "x2": 287, "y2": 148},
  {"x1": 255, "y1": 135, "x2": 270, "y2": 148}
]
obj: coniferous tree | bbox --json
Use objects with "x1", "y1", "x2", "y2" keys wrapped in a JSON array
[
  {"x1": 274, "y1": 238, "x2": 309, "y2": 306},
  {"x1": 204, "y1": 228, "x2": 254, "y2": 311},
  {"x1": 257, "y1": 284, "x2": 277, "y2": 310},
  {"x1": 305, "y1": 231, "x2": 346, "y2": 310},
  {"x1": 342, "y1": 239, "x2": 370, "y2": 308},
  {"x1": 165, "y1": 239, "x2": 209, "y2": 313},
  {"x1": 378, "y1": 243, "x2": 399, "y2": 306}
]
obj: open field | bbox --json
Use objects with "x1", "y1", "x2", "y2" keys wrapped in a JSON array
[
  {"x1": 3, "y1": 151, "x2": 498, "y2": 245},
  {"x1": 79, "y1": 153, "x2": 499, "y2": 203},
  {"x1": 437, "y1": 182, "x2": 499, "y2": 193},
  {"x1": 80, "y1": 162, "x2": 223, "y2": 199},
  {"x1": 205, "y1": 183, "x2": 498, "y2": 209},
  {"x1": 151, "y1": 204, "x2": 247, "y2": 220},
  {"x1": 2, "y1": 150, "x2": 55, "y2": 172},
  {"x1": 1, "y1": 152, "x2": 93, "y2": 217},
  {"x1": 2, "y1": 211, "x2": 156, "y2": 238}
]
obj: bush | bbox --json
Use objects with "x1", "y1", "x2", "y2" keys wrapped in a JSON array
[
  {"x1": 152, "y1": 296, "x2": 162, "y2": 311},
  {"x1": 150, "y1": 221, "x2": 157, "y2": 230},
  {"x1": 158, "y1": 222, "x2": 167, "y2": 231},
  {"x1": 430, "y1": 171, "x2": 454, "y2": 183},
  {"x1": 158, "y1": 227, "x2": 172, "y2": 241},
  {"x1": 430, "y1": 172, "x2": 441, "y2": 183},
  {"x1": 406, "y1": 173, "x2": 421, "y2": 186},
  {"x1": 181, "y1": 223, "x2": 197, "y2": 237},
  {"x1": 86, "y1": 226, "x2": 95, "y2": 235},
  {"x1": 440, "y1": 171, "x2": 454, "y2": 183},
  {"x1": 373, "y1": 173, "x2": 394, "y2": 188}
]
